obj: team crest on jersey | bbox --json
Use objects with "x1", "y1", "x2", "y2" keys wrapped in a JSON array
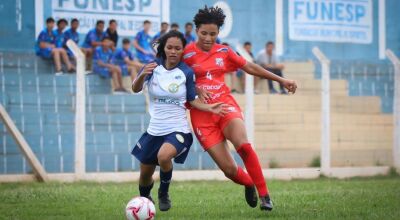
[
  {"x1": 176, "y1": 134, "x2": 185, "y2": 143},
  {"x1": 183, "y1": 52, "x2": 196, "y2": 59},
  {"x1": 168, "y1": 83, "x2": 179, "y2": 93},
  {"x1": 215, "y1": 58, "x2": 224, "y2": 67}
]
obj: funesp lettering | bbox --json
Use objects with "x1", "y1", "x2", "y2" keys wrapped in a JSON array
[
  {"x1": 57, "y1": 0, "x2": 151, "y2": 12},
  {"x1": 294, "y1": 0, "x2": 366, "y2": 23}
]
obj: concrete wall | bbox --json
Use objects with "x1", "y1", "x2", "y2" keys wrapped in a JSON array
[{"x1": 0, "y1": 0, "x2": 399, "y2": 60}]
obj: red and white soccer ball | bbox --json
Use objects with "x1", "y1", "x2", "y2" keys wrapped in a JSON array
[{"x1": 125, "y1": 197, "x2": 156, "y2": 220}]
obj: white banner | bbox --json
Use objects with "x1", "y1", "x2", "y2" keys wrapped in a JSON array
[
  {"x1": 289, "y1": 0, "x2": 373, "y2": 44},
  {"x1": 36, "y1": 0, "x2": 169, "y2": 37}
]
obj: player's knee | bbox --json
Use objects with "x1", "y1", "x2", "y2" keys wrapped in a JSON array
[{"x1": 157, "y1": 154, "x2": 172, "y2": 166}]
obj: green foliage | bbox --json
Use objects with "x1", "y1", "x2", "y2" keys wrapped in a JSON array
[{"x1": 309, "y1": 156, "x2": 321, "y2": 167}]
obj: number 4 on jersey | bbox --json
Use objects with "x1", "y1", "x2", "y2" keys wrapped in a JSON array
[{"x1": 206, "y1": 71, "x2": 212, "y2": 80}]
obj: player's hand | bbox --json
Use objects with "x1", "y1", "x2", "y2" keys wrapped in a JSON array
[
  {"x1": 196, "y1": 87, "x2": 212, "y2": 103},
  {"x1": 282, "y1": 79, "x2": 297, "y2": 94},
  {"x1": 208, "y1": 102, "x2": 230, "y2": 116},
  {"x1": 140, "y1": 62, "x2": 157, "y2": 76}
]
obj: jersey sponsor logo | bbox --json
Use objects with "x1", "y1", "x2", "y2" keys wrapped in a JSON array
[
  {"x1": 175, "y1": 133, "x2": 185, "y2": 143},
  {"x1": 183, "y1": 52, "x2": 196, "y2": 59},
  {"x1": 175, "y1": 75, "x2": 182, "y2": 80},
  {"x1": 201, "y1": 83, "x2": 224, "y2": 90},
  {"x1": 168, "y1": 83, "x2": 179, "y2": 93},
  {"x1": 216, "y1": 48, "x2": 229, "y2": 53},
  {"x1": 153, "y1": 97, "x2": 181, "y2": 106},
  {"x1": 215, "y1": 58, "x2": 224, "y2": 67}
]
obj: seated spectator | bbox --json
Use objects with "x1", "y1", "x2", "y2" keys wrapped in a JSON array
[
  {"x1": 133, "y1": 20, "x2": 155, "y2": 64},
  {"x1": 184, "y1": 22, "x2": 196, "y2": 44},
  {"x1": 112, "y1": 38, "x2": 143, "y2": 81},
  {"x1": 35, "y1": 17, "x2": 74, "y2": 76},
  {"x1": 63, "y1": 18, "x2": 80, "y2": 57},
  {"x1": 236, "y1": 41, "x2": 255, "y2": 93},
  {"x1": 105, "y1": 19, "x2": 119, "y2": 50},
  {"x1": 82, "y1": 20, "x2": 106, "y2": 71},
  {"x1": 93, "y1": 38, "x2": 127, "y2": 94},
  {"x1": 153, "y1": 22, "x2": 169, "y2": 42},
  {"x1": 171, "y1": 23, "x2": 180, "y2": 31},
  {"x1": 221, "y1": 42, "x2": 239, "y2": 92},
  {"x1": 54, "y1": 18, "x2": 68, "y2": 48},
  {"x1": 255, "y1": 41, "x2": 287, "y2": 94}
]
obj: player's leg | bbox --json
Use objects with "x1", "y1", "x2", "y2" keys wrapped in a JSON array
[
  {"x1": 223, "y1": 118, "x2": 273, "y2": 211},
  {"x1": 139, "y1": 163, "x2": 156, "y2": 202},
  {"x1": 156, "y1": 142, "x2": 177, "y2": 211},
  {"x1": 51, "y1": 49, "x2": 62, "y2": 74},
  {"x1": 206, "y1": 141, "x2": 258, "y2": 208}
]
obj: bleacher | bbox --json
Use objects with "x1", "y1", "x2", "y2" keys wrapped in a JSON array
[
  {"x1": 314, "y1": 60, "x2": 395, "y2": 113},
  {"x1": 0, "y1": 51, "x2": 395, "y2": 173},
  {"x1": 0, "y1": 52, "x2": 221, "y2": 174}
]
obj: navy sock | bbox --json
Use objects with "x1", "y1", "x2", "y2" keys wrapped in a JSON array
[
  {"x1": 159, "y1": 168, "x2": 173, "y2": 194},
  {"x1": 139, "y1": 182, "x2": 154, "y2": 197}
]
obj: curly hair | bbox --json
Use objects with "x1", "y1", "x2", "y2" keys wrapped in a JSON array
[
  {"x1": 156, "y1": 30, "x2": 187, "y2": 59},
  {"x1": 193, "y1": 5, "x2": 226, "y2": 29}
]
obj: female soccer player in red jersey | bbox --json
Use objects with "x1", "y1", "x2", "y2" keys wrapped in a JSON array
[{"x1": 183, "y1": 6, "x2": 297, "y2": 211}]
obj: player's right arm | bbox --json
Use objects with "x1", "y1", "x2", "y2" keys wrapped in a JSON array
[{"x1": 132, "y1": 62, "x2": 157, "y2": 93}]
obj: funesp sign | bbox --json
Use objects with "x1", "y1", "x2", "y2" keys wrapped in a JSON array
[{"x1": 289, "y1": 0, "x2": 373, "y2": 44}]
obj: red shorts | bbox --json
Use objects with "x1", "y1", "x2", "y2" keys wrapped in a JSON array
[{"x1": 190, "y1": 95, "x2": 243, "y2": 151}]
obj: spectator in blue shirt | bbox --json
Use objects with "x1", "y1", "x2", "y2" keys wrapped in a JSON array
[
  {"x1": 133, "y1": 20, "x2": 155, "y2": 64},
  {"x1": 63, "y1": 18, "x2": 80, "y2": 57},
  {"x1": 152, "y1": 22, "x2": 169, "y2": 43},
  {"x1": 112, "y1": 38, "x2": 143, "y2": 81},
  {"x1": 93, "y1": 38, "x2": 127, "y2": 94},
  {"x1": 184, "y1": 22, "x2": 196, "y2": 44},
  {"x1": 171, "y1": 23, "x2": 180, "y2": 31},
  {"x1": 83, "y1": 20, "x2": 106, "y2": 71},
  {"x1": 35, "y1": 17, "x2": 74, "y2": 75},
  {"x1": 54, "y1": 18, "x2": 68, "y2": 48}
]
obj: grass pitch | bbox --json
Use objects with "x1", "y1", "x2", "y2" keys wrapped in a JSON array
[{"x1": 1, "y1": 176, "x2": 399, "y2": 219}]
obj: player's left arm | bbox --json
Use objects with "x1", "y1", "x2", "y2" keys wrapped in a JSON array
[{"x1": 241, "y1": 62, "x2": 297, "y2": 94}]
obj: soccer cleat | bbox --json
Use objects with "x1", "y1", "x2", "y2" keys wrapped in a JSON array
[
  {"x1": 158, "y1": 190, "x2": 171, "y2": 211},
  {"x1": 146, "y1": 195, "x2": 155, "y2": 204},
  {"x1": 245, "y1": 185, "x2": 258, "y2": 208},
  {"x1": 260, "y1": 195, "x2": 273, "y2": 211},
  {"x1": 55, "y1": 71, "x2": 64, "y2": 76}
]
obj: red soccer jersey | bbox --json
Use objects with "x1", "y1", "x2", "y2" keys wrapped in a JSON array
[{"x1": 183, "y1": 43, "x2": 247, "y2": 103}]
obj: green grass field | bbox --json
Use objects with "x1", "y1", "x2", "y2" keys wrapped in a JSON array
[{"x1": 1, "y1": 176, "x2": 399, "y2": 220}]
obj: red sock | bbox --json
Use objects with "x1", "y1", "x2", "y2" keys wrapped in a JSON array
[
  {"x1": 230, "y1": 167, "x2": 254, "y2": 187},
  {"x1": 237, "y1": 143, "x2": 269, "y2": 197}
]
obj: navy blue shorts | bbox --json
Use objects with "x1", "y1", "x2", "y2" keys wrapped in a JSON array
[{"x1": 131, "y1": 132, "x2": 193, "y2": 165}]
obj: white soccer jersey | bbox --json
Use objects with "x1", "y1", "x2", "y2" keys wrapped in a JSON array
[{"x1": 144, "y1": 58, "x2": 197, "y2": 136}]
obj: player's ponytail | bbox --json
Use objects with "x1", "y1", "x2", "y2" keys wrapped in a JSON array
[{"x1": 155, "y1": 30, "x2": 187, "y2": 59}]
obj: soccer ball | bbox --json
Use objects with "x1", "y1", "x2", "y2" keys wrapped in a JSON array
[{"x1": 125, "y1": 197, "x2": 156, "y2": 220}]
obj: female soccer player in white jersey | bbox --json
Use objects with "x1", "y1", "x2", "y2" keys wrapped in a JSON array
[
  {"x1": 183, "y1": 6, "x2": 298, "y2": 211},
  {"x1": 131, "y1": 30, "x2": 228, "y2": 211}
]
